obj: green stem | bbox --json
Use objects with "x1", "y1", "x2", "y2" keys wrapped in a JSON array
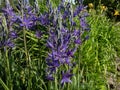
[
  {"x1": 5, "y1": 48, "x2": 12, "y2": 90},
  {"x1": 21, "y1": 2, "x2": 31, "y2": 88},
  {"x1": 67, "y1": 83, "x2": 70, "y2": 90},
  {"x1": 23, "y1": 29, "x2": 31, "y2": 90},
  {"x1": 0, "y1": 78, "x2": 9, "y2": 90},
  {"x1": 78, "y1": 45, "x2": 80, "y2": 89},
  {"x1": 23, "y1": 29, "x2": 29, "y2": 65},
  {"x1": 38, "y1": 39, "x2": 41, "y2": 72},
  {"x1": 55, "y1": 76, "x2": 58, "y2": 90}
]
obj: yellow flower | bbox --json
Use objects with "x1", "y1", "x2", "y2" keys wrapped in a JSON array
[
  {"x1": 101, "y1": 5, "x2": 106, "y2": 11},
  {"x1": 88, "y1": 3, "x2": 94, "y2": 8},
  {"x1": 114, "y1": 10, "x2": 119, "y2": 16}
]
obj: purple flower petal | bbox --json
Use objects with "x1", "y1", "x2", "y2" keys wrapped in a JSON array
[
  {"x1": 46, "y1": 74, "x2": 54, "y2": 81},
  {"x1": 35, "y1": 30, "x2": 42, "y2": 39},
  {"x1": 9, "y1": 31, "x2": 17, "y2": 39},
  {"x1": 74, "y1": 38, "x2": 81, "y2": 44},
  {"x1": 61, "y1": 71, "x2": 73, "y2": 86},
  {"x1": 5, "y1": 39, "x2": 14, "y2": 48}
]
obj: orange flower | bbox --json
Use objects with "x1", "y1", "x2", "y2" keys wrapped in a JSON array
[{"x1": 114, "y1": 10, "x2": 119, "y2": 16}]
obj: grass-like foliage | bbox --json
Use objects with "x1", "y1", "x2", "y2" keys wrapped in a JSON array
[
  {"x1": 0, "y1": 0, "x2": 120, "y2": 90},
  {"x1": 78, "y1": 14, "x2": 120, "y2": 90}
]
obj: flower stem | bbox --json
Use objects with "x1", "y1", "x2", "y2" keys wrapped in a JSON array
[
  {"x1": 55, "y1": 76, "x2": 58, "y2": 90},
  {"x1": 38, "y1": 39, "x2": 41, "y2": 72},
  {"x1": 23, "y1": 29, "x2": 29, "y2": 65},
  {"x1": 5, "y1": 48, "x2": 13, "y2": 90},
  {"x1": 78, "y1": 45, "x2": 81, "y2": 89},
  {"x1": 67, "y1": 83, "x2": 70, "y2": 90},
  {"x1": 23, "y1": 28, "x2": 31, "y2": 90},
  {"x1": 0, "y1": 78, "x2": 9, "y2": 90},
  {"x1": 21, "y1": 2, "x2": 31, "y2": 89}
]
